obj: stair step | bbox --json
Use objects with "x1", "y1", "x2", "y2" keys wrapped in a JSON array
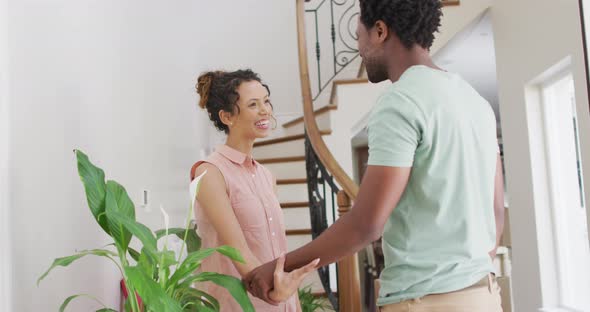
[
  {"x1": 277, "y1": 183, "x2": 308, "y2": 203},
  {"x1": 282, "y1": 106, "x2": 337, "y2": 129},
  {"x1": 253, "y1": 137, "x2": 305, "y2": 159},
  {"x1": 264, "y1": 160, "x2": 306, "y2": 180},
  {"x1": 329, "y1": 78, "x2": 369, "y2": 105},
  {"x1": 258, "y1": 156, "x2": 305, "y2": 164},
  {"x1": 287, "y1": 234, "x2": 312, "y2": 251},
  {"x1": 286, "y1": 228, "x2": 312, "y2": 236},
  {"x1": 281, "y1": 201, "x2": 309, "y2": 209},
  {"x1": 283, "y1": 111, "x2": 332, "y2": 136},
  {"x1": 277, "y1": 178, "x2": 307, "y2": 185},
  {"x1": 254, "y1": 130, "x2": 331, "y2": 147},
  {"x1": 284, "y1": 207, "x2": 311, "y2": 229}
]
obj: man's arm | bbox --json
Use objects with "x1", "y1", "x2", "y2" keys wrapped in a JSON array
[
  {"x1": 244, "y1": 165, "x2": 411, "y2": 300},
  {"x1": 489, "y1": 154, "x2": 505, "y2": 258},
  {"x1": 284, "y1": 165, "x2": 411, "y2": 270}
]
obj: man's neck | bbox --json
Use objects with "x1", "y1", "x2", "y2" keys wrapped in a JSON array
[{"x1": 387, "y1": 46, "x2": 440, "y2": 82}]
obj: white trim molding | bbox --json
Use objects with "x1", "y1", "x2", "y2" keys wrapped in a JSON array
[{"x1": 0, "y1": 0, "x2": 12, "y2": 309}]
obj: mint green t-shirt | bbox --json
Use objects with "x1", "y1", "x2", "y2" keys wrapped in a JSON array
[{"x1": 368, "y1": 65, "x2": 498, "y2": 305}]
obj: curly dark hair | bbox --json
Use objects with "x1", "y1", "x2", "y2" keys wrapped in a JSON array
[
  {"x1": 359, "y1": 0, "x2": 442, "y2": 49},
  {"x1": 196, "y1": 69, "x2": 272, "y2": 133}
]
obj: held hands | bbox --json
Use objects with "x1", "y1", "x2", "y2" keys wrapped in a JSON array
[{"x1": 244, "y1": 254, "x2": 320, "y2": 305}]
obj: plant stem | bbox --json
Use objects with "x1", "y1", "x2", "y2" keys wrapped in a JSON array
[
  {"x1": 159, "y1": 225, "x2": 169, "y2": 289},
  {"x1": 177, "y1": 204, "x2": 193, "y2": 263},
  {"x1": 118, "y1": 247, "x2": 141, "y2": 312}
]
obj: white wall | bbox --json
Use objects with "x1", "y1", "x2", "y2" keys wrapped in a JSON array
[
  {"x1": 0, "y1": 0, "x2": 13, "y2": 310},
  {"x1": 431, "y1": 0, "x2": 492, "y2": 54},
  {"x1": 7, "y1": 0, "x2": 205, "y2": 310},
  {"x1": 492, "y1": 1, "x2": 590, "y2": 311},
  {"x1": 581, "y1": 0, "x2": 590, "y2": 260},
  {"x1": 192, "y1": 0, "x2": 302, "y2": 116},
  {"x1": 325, "y1": 81, "x2": 390, "y2": 178},
  {"x1": 7, "y1": 0, "x2": 305, "y2": 310}
]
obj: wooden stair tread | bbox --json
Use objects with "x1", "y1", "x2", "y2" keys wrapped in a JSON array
[
  {"x1": 257, "y1": 156, "x2": 305, "y2": 164},
  {"x1": 254, "y1": 130, "x2": 331, "y2": 147},
  {"x1": 277, "y1": 178, "x2": 307, "y2": 185},
  {"x1": 281, "y1": 201, "x2": 309, "y2": 209},
  {"x1": 286, "y1": 228, "x2": 312, "y2": 235},
  {"x1": 329, "y1": 78, "x2": 369, "y2": 105},
  {"x1": 442, "y1": 0, "x2": 460, "y2": 6}
]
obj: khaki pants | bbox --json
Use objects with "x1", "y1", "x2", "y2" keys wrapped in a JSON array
[{"x1": 380, "y1": 274, "x2": 503, "y2": 312}]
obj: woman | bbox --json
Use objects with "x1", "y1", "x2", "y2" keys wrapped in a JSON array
[{"x1": 190, "y1": 69, "x2": 318, "y2": 311}]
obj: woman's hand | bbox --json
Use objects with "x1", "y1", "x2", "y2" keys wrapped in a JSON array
[{"x1": 269, "y1": 254, "x2": 320, "y2": 302}]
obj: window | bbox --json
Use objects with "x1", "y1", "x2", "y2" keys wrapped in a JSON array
[{"x1": 540, "y1": 72, "x2": 590, "y2": 310}]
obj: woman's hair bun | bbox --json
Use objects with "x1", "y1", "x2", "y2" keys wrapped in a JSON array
[{"x1": 196, "y1": 71, "x2": 219, "y2": 109}]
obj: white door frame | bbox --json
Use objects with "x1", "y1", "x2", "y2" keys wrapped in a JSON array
[
  {"x1": 0, "y1": 0, "x2": 12, "y2": 309},
  {"x1": 579, "y1": 0, "x2": 590, "y2": 257}
]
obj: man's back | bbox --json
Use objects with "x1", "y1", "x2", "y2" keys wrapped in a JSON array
[{"x1": 367, "y1": 65, "x2": 498, "y2": 305}]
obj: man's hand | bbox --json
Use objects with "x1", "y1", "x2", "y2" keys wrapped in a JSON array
[
  {"x1": 243, "y1": 258, "x2": 279, "y2": 305},
  {"x1": 243, "y1": 255, "x2": 320, "y2": 304}
]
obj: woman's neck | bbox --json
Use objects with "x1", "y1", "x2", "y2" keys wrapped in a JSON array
[{"x1": 225, "y1": 134, "x2": 255, "y2": 156}]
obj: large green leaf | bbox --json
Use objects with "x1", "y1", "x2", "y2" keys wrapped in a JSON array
[
  {"x1": 37, "y1": 249, "x2": 117, "y2": 286},
  {"x1": 58, "y1": 294, "x2": 84, "y2": 312},
  {"x1": 128, "y1": 247, "x2": 141, "y2": 262},
  {"x1": 167, "y1": 261, "x2": 201, "y2": 293},
  {"x1": 124, "y1": 266, "x2": 183, "y2": 312},
  {"x1": 107, "y1": 210, "x2": 158, "y2": 262},
  {"x1": 105, "y1": 180, "x2": 135, "y2": 252},
  {"x1": 194, "y1": 272, "x2": 254, "y2": 312},
  {"x1": 166, "y1": 248, "x2": 215, "y2": 289},
  {"x1": 57, "y1": 294, "x2": 116, "y2": 312},
  {"x1": 75, "y1": 150, "x2": 109, "y2": 235},
  {"x1": 214, "y1": 246, "x2": 245, "y2": 263},
  {"x1": 167, "y1": 246, "x2": 244, "y2": 291},
  {"x1": 155, "y1": 227, "x2": 201, "y2": 253},
  {"x1": 174, "y1": 274, "x2": 204, "y2": 292},
  {"x1": 177, "y1": 288, "x2": 219, "y2": 311},
  {"x1": 158, "y1": 250, "x2": 178, "y2": 269},
  {"x1": 137, "y1": 247, "x2": 156, "y2": 280}
]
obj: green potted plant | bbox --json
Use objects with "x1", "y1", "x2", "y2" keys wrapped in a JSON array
[
  {"x1": 37, "y1": 150, "x2": 255, "y2": 312},
  {"x1": 298, "y1": 286, "x2": 333, "y2": 312}
]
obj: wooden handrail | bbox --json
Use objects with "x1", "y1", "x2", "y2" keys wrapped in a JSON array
[
  {"x1": 336, "y1": 191, "x2": 362, "y2": 311},
  {"x1": 295, "y1": 0, "x2": 359, "y2": 200}
]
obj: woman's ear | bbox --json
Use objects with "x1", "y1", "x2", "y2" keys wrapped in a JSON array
[{"x1": 219, "y1": 110, "x2": 234, "y2": 127}]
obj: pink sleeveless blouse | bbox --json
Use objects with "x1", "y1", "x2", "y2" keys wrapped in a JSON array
[{"x1": 191, "y1": 144, "x2": 299, "y2": 312}]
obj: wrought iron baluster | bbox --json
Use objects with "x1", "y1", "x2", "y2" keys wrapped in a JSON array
[
  {"x1": 305, "y1": 0, "x2": 359, "y2": 100},
  {"x1": 304, "y1": 133, "x2": 340, "y2": 310},
  {"x1": 330, "y1": 0, "x2": 337, "y2": 75},
  {"x1": 315, "y1": 11, "x2": 322, "y2": 93}
]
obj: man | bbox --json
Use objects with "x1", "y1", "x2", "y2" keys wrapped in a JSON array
[{"x1": 245, "y1": 0, "x2": 505, "y2": 310}]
